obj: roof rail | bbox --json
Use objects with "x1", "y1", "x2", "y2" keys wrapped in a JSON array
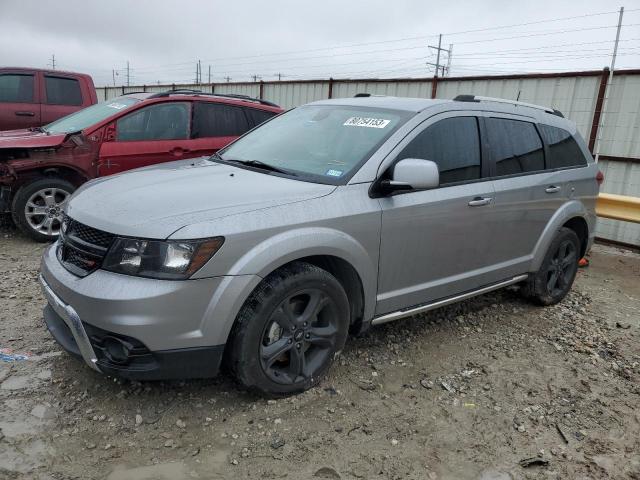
[
  {"x1": 147, "y1": 89, "x2": 279, "y2": 108},
  {"x1": 453, "y1": 94, "x2": 564, "y2": 117},
  {"x1": 121, "y1": 91, "x2": 148, "y2": 96}
]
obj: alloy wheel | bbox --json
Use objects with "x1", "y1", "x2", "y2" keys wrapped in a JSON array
[
  {"x1": 546, "y1": 239, "x2": 577, "y2": 296},
  {"x1": 260, "y1": 289, "x2": 339, "y2": 385},
  {"x1": 24, "y1": 187, "x2": 70, "y2": 237}
]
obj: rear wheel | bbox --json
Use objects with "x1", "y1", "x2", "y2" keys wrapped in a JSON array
[
  {"x1": 228, "y1": 262, "x2": 349, "y2": 395},
  {"x1": 522, "y1": 227, "x2": 580, "y2": 305},
  {"x1": 11, "y1": 177, "x2": 74, "y2": 242}
]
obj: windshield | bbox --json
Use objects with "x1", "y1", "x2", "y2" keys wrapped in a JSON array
[
  {"x1": 43, "y1": 97, "x2": 141, "y2": 134},
  {"x1": 218, "y1": 104, "x2": 412, "y2": 184}
]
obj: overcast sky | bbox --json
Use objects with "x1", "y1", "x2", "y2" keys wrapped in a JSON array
[{"x1": 1, "y1": 0, "x2": 638, "y2": 86}]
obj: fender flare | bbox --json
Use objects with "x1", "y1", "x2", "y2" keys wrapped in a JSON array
[
  {"x1": 201, "y1": 227, "x2": 378, "y2": 345},
  {"x1": 531, "y1": 200, "x2": 590, "y2": 272}
]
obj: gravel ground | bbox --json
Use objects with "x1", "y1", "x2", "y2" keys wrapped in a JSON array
[{"x1": 0, "y1": 219, "x2": 639, "y2": 480}]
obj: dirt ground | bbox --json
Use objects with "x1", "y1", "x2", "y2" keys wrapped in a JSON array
[{"x1": 0, "y1": 220, "x2": 639, "y2": 480}]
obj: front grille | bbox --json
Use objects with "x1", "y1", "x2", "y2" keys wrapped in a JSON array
[
  {"x1": 64, "y1": 216, "x2": 114, "y2": 248},
  {"x1": 58, "y1": 216, "x2": 115, "y2": 277}
]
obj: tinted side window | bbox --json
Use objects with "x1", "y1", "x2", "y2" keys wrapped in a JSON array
[
  {"x1": 0, "y1": 74, "x2": 34, "y2": 103},
  {"x1": 538, "y1": 124, "x2": 587, "y2": 169},
  {"x1": 485, "y1": 118, "x2": 544, "y2": 176},
  {"x1": 397, "y1": 117, "x2": 481, "y2": 185},
  {"x1": 117, "y1": 102, "x2": 190, "y2": 141},
  {"x1": 245, "y1": 108, "x2": 276, "y2": 128},
  {"x1": 192, "y1": 102, "x2": 250, "y2": 138},
  {"x1": 45, "y1": 76, "x2": 82, "y2": 105}
]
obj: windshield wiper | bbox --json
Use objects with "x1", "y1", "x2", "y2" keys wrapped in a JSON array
[{"x1": 226, "y1": 159, "x2": 296, "y2": 176}]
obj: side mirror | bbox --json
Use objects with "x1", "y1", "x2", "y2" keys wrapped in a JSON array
[
  {"x1": 383, "y1": 158, "x2": 439, "y2": 194},
  {"x1": 103, "y1": 123, "x2": 116, "y2": 142}
]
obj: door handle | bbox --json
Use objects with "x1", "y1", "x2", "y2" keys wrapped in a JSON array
[
  {"x1": 468, "y1": 196, "x2": 492, "y2": 207},
  {"x1": 15, "y1": 111, "x2": 35, "y2": 117},
  {"x1": 170, "y1": 147, "x2": 190, "y2": 156},
  {"x1": 545, "y1": 185, "x2": 561, "y2": 193}
]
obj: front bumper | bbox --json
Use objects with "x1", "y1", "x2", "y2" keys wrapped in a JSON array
[
  {"x1": 39, "y1": 243, "x2": 261, "y2": 380},
  {"x1": 40, "y1": 275, "x2": 226, "y2": 380}
]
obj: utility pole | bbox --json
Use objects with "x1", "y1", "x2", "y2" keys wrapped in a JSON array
[
  {"x1": 594, "y1": 6, "x2": 624, "y2": 162},
  {"x1": 426, "y1": 34, "x2": 452, "y2": 77},
  {"x1": 224, "y1": 76, "x2": 232, "y2": 83},
  {"x1": 126, "y1": 61, "x2": 130, "y2": 87},
  {"x1": 112, "y1": 69, "x2": 116, "y2": 86},
  {"x1": 198, "y1": 59, "x2": 202, "y2": 84},
  {"x1": 251, "y1": 75, "x2": 261, "y2": 82},
  {"x1": 445, "y1": 44, "x2": 453, "y2": 77},
  {"x1": 208, "y1": 65, "x2": 211, "y2": 84},
  {"x1": 274, "y1": 73, "x2": 285, "y2": 81},
  {"x1": 49, "y1": 54, "x2": 56, "y2": 69}
]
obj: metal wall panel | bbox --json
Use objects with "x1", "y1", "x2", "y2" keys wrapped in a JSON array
[
  {"x1": 213, "y1": 83, "x2": 260, "y2": 98},
  {"x1": 436, "y1": 76, "x2": 600, "y2": 140},
  {"x1": 263, "y1": 82, "x2": 328, "y2": 109},
  {"x1": 596, "y1": 73, "x2": 640, "y2": 158},
  {"x1": 332, "y1": 80, "x2": 433, "y2": 100},
  {"x1": 596, "y1": 158, "x2": 640, "y2": 245}
]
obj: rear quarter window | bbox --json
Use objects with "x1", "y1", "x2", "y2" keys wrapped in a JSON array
[
  {"x1": 485, "y1": 118, "x2": 545, "y2": 177},
  {"x1": 538, "y1": 124, "x2": 587, "y2": 169},
  {"x1": 45, "y1": 76, "x2": 83, "y2": 106}
]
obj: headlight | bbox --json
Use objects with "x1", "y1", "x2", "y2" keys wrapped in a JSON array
[{"x1": 102, "y1": 237, "x2": 224, "y2": 280}]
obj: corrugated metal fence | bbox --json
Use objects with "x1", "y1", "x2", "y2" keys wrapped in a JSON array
[{"x1": 97, "y1": 68, "x2": 640, "y2": 247}]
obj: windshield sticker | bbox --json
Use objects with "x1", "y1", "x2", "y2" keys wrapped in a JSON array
[
  {"x1": 107, "y1": 102, "x2": 128, "y2": 110},
  {"x1": 325, "y1": 169, "x2": 344, "y2": 177},
  {"x1": 343, "y1": 117, "x2": 391, "y2": 128}
]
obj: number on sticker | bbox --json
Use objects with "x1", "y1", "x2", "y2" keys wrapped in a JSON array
[{"x1": 343, "y1": 117, "x2": 390, "y2": 128}]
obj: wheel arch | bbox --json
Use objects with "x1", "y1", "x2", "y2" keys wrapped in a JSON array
[
  {"x1": 199, "y1": 227, "x2": 378, "y2": 345},
  {"x1": 531, "y1": 200, "x2": 591, "y2": 271}
]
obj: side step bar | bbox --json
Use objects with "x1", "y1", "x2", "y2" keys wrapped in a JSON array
[{"x1": 371, "y1": 274, "x2": 529, "y2": 326}]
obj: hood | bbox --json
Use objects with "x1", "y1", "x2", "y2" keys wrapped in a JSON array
[
  {"x1": 66, "y1": 157, "x2": 336, "y2": 239},
  {"x1": 0, "y1": 128, "x2": 67, "y2": 149}
]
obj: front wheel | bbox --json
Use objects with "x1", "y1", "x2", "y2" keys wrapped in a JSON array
[
  {"x1": 11, "y1": 177, "x2": 75, "y2": 242},
  {"x1": 522, "y1": 227, "x2": 581, "y2": 305},
  {"x1": 228, "y1": 262, "x2": 350, "y2": 396}
]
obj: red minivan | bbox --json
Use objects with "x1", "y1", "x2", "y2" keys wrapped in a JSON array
[
  {"x1": 0, "y1": 67, "x2": 97, "y2": 131},
  {"x1": 0, "y1": 90, "x2": 282, "y2": 241}
]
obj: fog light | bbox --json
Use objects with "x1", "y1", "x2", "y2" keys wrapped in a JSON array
[{"x1": 103, "y1": 336, "x2": 131, "y2": 364}]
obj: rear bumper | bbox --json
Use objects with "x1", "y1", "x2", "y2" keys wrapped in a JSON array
[{"x1": 42, "y1": 287, "x2": 225, "y2": 380}]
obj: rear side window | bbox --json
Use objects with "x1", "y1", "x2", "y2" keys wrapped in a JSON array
[
  {"x1": 45, "y1": 76, "x2": 82, "y2": 106},
  {"x1": 397, "y1": 116, "x2": 481, "y2": 185},
  {"x1": 117, "y1": 102, "x2": 190, "y2": 141},
  {"x1": 485, "y1": 118, "x2": 544, "y2": 177},
  {"x1": 538, "y1": 124, "x2": 587, "y2": 169},
  {"x1": 192, "y1": 102, "x2": 250, "y2": 138},
  {"x1": 0, "y1": 74, "x2": 34, "y2": 103},
  {"x1": 245, "y1": 108, "x2": 277, "y2": 128}
]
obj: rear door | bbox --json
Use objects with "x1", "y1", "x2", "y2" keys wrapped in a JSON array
[
  {"x1": 40, "y1": 74, "x2": 85, "y2": 124},
  {"x1": 0, "y1": 72, "x2": 40, "y2": 129},
  {"x1": 377, "y1": 113, "x2": 497, "y2": 315},
  {"x1": 188, "y1": 101, "x2": 254, "y2": 157},
  {"x1": 98, "y1": 101, "x2": 192, "y2": 176},
  {"x1": 483, "y1": 115, "x2": 565, "y2": 276}
]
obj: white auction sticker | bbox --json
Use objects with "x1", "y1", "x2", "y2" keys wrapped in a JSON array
[
  {"x1": 343, "y1": 117, "x2": 390, "y2": 128},
  {"x1": 107, "y1": 103, "x2": 128, "y2": 110}
]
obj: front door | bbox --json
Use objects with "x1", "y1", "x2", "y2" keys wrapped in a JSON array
[
  {"x1": 376, "y1": 114, "x2": 497, "y2": 315},
  {"x1": 98, "y1": 101, "x2": 193, "y2": 176}
]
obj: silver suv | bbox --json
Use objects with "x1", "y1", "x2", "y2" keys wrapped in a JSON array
[{"x1": 40, "y1": 95, "x2": 600, "y2": 395}]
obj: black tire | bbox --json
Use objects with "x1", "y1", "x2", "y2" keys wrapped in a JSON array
[
  {"x1": 11, "y1": 177, "x2": 75, "y2": 242},
  {"x1": 228, "y1": 261, "x2": 350, "y2": 396},
  {"x1": 522, "y1": 227, "x2": 581, "y2": 306}
]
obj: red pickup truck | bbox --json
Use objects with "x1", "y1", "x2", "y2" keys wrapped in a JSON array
[{"x1": 0, "y1": 67, "x2": 97, "y2": 131}]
